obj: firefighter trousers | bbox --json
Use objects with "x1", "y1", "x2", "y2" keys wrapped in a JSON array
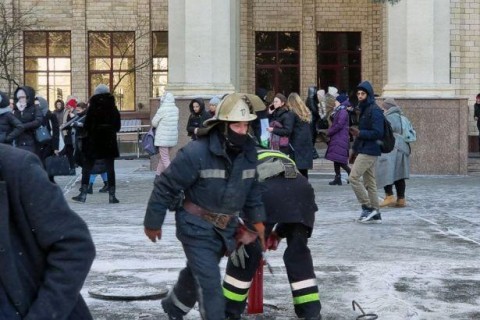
[{"x1": 224, "y1": 223, "x2": 321, "y2": 318}]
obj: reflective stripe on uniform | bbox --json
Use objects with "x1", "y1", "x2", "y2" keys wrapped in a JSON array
[
  {"x1": 292, "y1": 293, "x2": 320, "y2": 305},
  {"x1": 171, "y1": 291, "x2": 192, "y2": 313},
  {"x1": 224, "y1": 274, "x2": 252, "y2": 289},
  {"x1": 257, "y1": 150, "x2": 295, "y2": 164},
  {"x1": 290, "y1": 278, "x2": 317, "y2": 291},
  {"x1": 242, "y1": 169, "x2": 256, "y2": 179},
  {"x1": 199, "y1": 169, "x2": 226, "y2": 179},
  {"x1": 223, "y1": 287, "x2": 248, "y2": 302}
]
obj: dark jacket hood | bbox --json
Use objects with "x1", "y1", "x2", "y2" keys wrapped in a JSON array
[
  {"x1": 189, "y1": 98, "x2": 206, "y2": 114},
  {"x1": 357, "y1": 81, "x2": 375, "y2": 108},
  {"x1": 14, "y1": 86, "x2": 36, "y2": 106}
]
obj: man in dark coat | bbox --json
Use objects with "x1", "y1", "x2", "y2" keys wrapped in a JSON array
[
  {"x1": 473, "y1": 93, "x2": 480, "y2": 152},
  {"x1": 72, "y1": 84, "x2": 121, "y2": 204},
  {"x1": 144, "y1": 93, "x2": 266, "y2": 320},
  {"x1": 306, "y1": 86, "x2": 320, "y2": 159},
  {"x1": 0, "y1": 144, "x2": 95, "y2": 319},
  {"x1": 223, "y1": 150, "x2": 321, "y2": 320},
  {"x1": 349, "y1": 80, "x2": 384, "y2": 223}
]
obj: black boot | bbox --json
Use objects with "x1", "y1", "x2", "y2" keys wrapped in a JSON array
[
  {"x1": 312, "y1": 147, "x2": 320, "y2": 159},
  {"x1": 98, "y1": 182, "x2": 109, "y2": 193},
  {"x1": 109, "y1": 186, "x2": 119, "y2": 204},
  {"x1": 87, "y1": 183, "x2": 93, "y2": 194},
  {"x1": 72, "y1": 185, "x2": 88, "y2": 203},
  {"x1": 328, "y1": 175, "x2": 342, "y2": 186}
]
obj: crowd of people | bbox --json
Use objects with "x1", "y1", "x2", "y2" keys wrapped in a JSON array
[
  {"x1": 0, "y1": 84, "x2": 122, "y2": 203},
  {"x1": 0, "y1": 79, "x2": 429, "y2": 320}
]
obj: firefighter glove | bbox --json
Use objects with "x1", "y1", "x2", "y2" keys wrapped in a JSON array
[{"x1": 230, "y1": 244, "x2": 249, "y2": 269}]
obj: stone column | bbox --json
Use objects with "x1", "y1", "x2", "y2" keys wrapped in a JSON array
[
  {"x1": 71, "y1": 0, "x2": 87, "y2": 101},
  {"x1": 383, "y1": 0, "x2": 454, "y2": 97},
  {"x1": 166, "y1": 0, "x2": 239, "y2": 97}
]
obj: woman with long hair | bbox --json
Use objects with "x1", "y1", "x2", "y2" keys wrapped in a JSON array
[{"x1": 287, "y1": 92, "x2": 313, "y2": 178}]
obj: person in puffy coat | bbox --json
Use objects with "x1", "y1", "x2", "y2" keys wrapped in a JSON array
[
  {"x1": 152, "y1": 92, "x2": 179, "y2": 175},
  {"x1": 0, "y1": 90, "x2": 23, "y2": 145},
  {"x1": 0, "y1": 144, "x2": 95, "y2": 320},
  {"x1": 325, "y1": 93, "x2": 351, "y2": 185},
  {"x1": 71, "y1": 84, "x2": 121, "y2": 204},
  {"x1": 12, "y1": 86, "x2": 43, "y2": 155},
  {"x1": 267, "y1": 93, "x2": 294, "y2": 154}
]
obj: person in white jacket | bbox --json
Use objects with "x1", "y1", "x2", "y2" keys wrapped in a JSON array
[{"x1": 152, "y1": 92, "x2": 179, "y2": 175}]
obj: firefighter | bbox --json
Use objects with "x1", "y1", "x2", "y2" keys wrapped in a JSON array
[
  {"x1": 223, "y1": 150, "x2": 321, "y2": 320},
  {"x1": 144, "y1": 93, "x2": 267, "y2": 320}
]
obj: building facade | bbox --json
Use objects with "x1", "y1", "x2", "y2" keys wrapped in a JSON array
[{"x1": 0, "y1": 0, "x2": 478, "y2": 172}]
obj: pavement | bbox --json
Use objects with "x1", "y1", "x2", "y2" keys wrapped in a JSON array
[{"x1": 55, "y1": 157, "x2": 480, "y2": 320}]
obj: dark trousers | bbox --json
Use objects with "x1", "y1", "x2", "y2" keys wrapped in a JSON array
[
  {"x1": 224, "y1": 223, "x2": 321, "y2": 319},
  {"x1": 384, "y1": 179, "x2": 406, "y2": 198},
  {"x1": 81, "y1": 157, "x2": 115, "y2": 187},
  {"x1": 334, "y1": 162, "x2": 351, "y2": 175}
]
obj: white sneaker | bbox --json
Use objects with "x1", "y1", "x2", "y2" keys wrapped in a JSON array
[{"x1": 359, "y1": 209, "x2": 382, "y2": 224}]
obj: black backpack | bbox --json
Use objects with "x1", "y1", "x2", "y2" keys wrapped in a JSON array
[{"x1": 367, "y1": 105, "x2": 395, "y2": 153}]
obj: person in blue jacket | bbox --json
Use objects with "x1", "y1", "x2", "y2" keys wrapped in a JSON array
[{"x1": 348, "y1": 81, "x2": 384, "y2": 223}]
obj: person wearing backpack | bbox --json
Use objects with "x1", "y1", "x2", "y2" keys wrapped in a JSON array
[
  {"x1": 348, "y1": 81, "x2": 384, "y2": 223},
  {"x1": 376, "y1": 98, "x2": 412, "y2": 208}
]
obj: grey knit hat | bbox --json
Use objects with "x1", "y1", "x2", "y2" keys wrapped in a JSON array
[
  {"x1": 383, "y1": 97, "x2": 397, "y2": 110},
  {"x1": 94, "y1": 84, "x2": 110, "y2": 95}
]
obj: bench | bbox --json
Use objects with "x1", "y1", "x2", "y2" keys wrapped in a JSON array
[{"x1": 118, "y1": 119, "x2": 150, "y2": 158}]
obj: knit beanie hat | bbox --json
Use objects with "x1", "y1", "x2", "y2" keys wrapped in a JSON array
[
  {"x1": 328, "y1": 86, "x2": 339, "y2": 98},
  {"x1": 383, "y1": 97, "x2": 397, "y2": 110},
  {"x1": 94, "y1": 84, "x2": 110, "y2": 95},
  {"x1": 209, "y1": 95, "x2": 221, "y2": 106},
  {"x1": 66, "y1": 98, "x2": 77, "y2": 109},
  {"x1": 0, "y1": 91, "x2": 9, "y2": 108},
  {"x1": 336, "y1": 93, "x2": 348, "y2": 104}
]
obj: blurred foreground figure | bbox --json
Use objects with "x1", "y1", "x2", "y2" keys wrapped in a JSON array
[{"x1": 0, "y1": 144, "x2": 96, "y2": 319}]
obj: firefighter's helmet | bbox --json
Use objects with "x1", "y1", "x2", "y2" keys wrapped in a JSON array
[{"x1": 203, "y1": 93, "x2": 265, "y2": 127}]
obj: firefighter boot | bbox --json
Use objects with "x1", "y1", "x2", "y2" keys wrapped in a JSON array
[
  {"x1": 328, "y1": 175, "x2": 342, "y2": 186},
  {"x1": 98, "y1": 182, "x2": 109, "y2": 193},
  {"x1": 72, "y1": 185, "x2": 88, "y2": 203},
  {"x1": 109, "y1": 187, "x2": 119, "y2": 204}
]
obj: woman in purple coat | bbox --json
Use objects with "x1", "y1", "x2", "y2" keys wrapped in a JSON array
[{"x1": 325, "y1": 94, "x2": 351, "y2": 185}]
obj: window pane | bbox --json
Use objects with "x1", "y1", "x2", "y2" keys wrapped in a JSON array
[
  {"x1": 278, "y1": 52, "x2": 299, "y2": 65},
  {"x1": 113, "y1": 72, "x2": 134, "y2": 111},
  {"x1": 347, "y1": 33, "x2": 361, "y2": 50},
  {"x1": 89, "y1": 32, "x2": 111, "y2": 56},
  {"x1": 153, "y1": 71, "x2": 167, "y2": 97},
  {"x1": 112, "y1": 57, "x2": 134, "y2": 70},
  {"x1": 49, "y1": 32, "x2": 71, "y2": 56},
  {"x1": 25, "y1": 58, "x2": 48, "y2": 71},
  {"x1": 153, "y1": 57, "x2": 168, "y2": 71},
  {"x1": 255, "y1": 52, "x2": 276, "y2": 65},
  {"x1": 49, "y1": 85, "x2": 70, "y2": 108},
  {"x1": 317, "y1": 33, "x2": 336, "y2": 51},
  {"x1": 112, "y1": 32, "x2": 134, "y2": 56},
  {"x1": 256, "y1": 68, "x2": 275, "y2": 93},
  {"x1": 317, "y1": 53, "x2": 338, "y2": 65},
  {"x1": 24, "y1": 32, "x2": 47, "y2": 56},
  {"x1": 49, "y1": 58, "x2": 71, "y2": 71},
  {"x1": 256, "y1": 32, "x2": 276, "y2": 51},
  {"x1": 318, "y1": 68, "x2": 336, "y2": 91},
  {"x1": 152, "y1": 32, "x2": 168, "y2": 56},
  {"x1": 348, "y1": 53, "x2": 361, "y2": 65},
  {"x1": 89, "y1": 58, "x2": 111, "y2": 71},
  {"x1": 90, "y1": 73, "x2": 110, "y2": 94},
  {"x1": 25, "y1": 72, "x2": 48, "y2": 93},
  {"x1": 279, "y1": 32, "x2": 299, "y2": 52},
  {"x1": 278, "y1": 67, "x2": 299, "y2": 96}
]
